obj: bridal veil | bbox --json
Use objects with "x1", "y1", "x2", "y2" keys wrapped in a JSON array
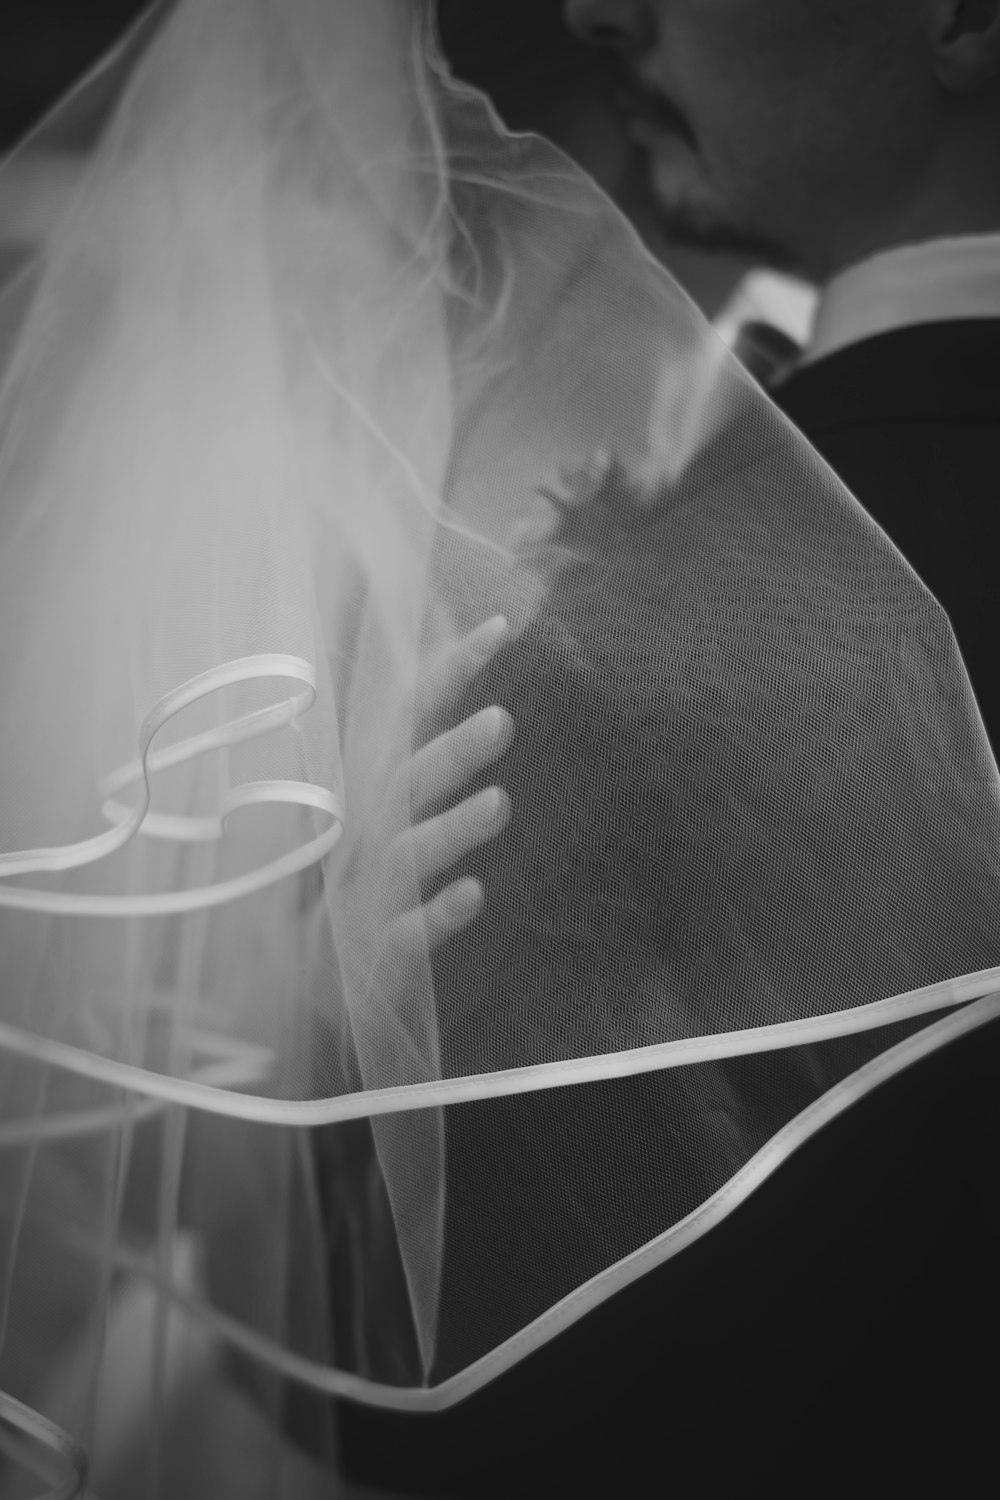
[{"x1": 1, "y1": 1, "x2": 998, "y2": 1493}]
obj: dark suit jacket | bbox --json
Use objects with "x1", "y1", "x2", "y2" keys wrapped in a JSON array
[
  {"x1": 774, "y1": 319, "x2": 1000, "y2": 753},
  {"x1": 335, "y1": 319, "x2": 1000, "y2": 1498}
]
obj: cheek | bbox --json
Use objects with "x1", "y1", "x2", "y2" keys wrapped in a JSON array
[
  {"x1": 686, "y1": 77, "x2": 809, "y2": 218},
  {"x1": 659, "y1": 9, "x2": 808, "y2": 173},
  {"x1": 653, "y1": 0, "x2": 931, "y2": 235},
  {"x1": 681, "y1": 45, "x2": 922, "y2": 227}
]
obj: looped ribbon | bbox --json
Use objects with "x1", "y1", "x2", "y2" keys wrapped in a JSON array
[
  {"x1": 0, "y1": 654, "x2": 343, "y2": 916},
  {"x1": 0, "y1": 1389, "x2": 87, "y2": 1500},
  {"x1": 0, "y1": 657, "x2": 341, "y2": 1485}
]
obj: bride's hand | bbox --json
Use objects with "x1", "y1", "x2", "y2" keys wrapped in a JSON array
[{"x1": 390, "y1": 616, "x2": 513, "y2": 954}]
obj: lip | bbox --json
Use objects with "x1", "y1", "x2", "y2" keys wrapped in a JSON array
[
  {"x1": 626, "y1": 117, "x2": 695, "y2": 157},
  {"x1": 613, "y1": 82, "x2": 698, "y2": 150}
]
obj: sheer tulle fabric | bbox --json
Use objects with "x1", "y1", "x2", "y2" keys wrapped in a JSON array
[{"x1": 1, "y1": 2, "x2": 999, "y2": 1495}]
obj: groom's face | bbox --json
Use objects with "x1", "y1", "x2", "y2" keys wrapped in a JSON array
[{"x1": 563, "y1": 0, "x2": 937, "y2": 277}]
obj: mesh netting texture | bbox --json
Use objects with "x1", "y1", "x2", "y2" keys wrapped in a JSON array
[{"x1": 0, "y1": 1, "x2": 999, "y2": 1494}]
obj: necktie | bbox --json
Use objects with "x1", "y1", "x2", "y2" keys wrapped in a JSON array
[{"x1": 731, "y1": 319, "x2": 803, "y2": 388}]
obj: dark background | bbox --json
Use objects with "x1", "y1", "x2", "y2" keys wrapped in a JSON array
[{"x1": 0, "y1": 0, "x2": 148, "y2": 149}]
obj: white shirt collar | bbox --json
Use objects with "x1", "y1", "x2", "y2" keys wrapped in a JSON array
[{"x1": 802, "y1": 232, "x2": 1000, "y2": 367}]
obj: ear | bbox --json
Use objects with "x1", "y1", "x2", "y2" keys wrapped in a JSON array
[{"x1": 932, "y1": 0, "x2": 1000, "y2": 93}]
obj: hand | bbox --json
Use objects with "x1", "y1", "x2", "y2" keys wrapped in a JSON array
[{"x1": 386, "y1": 615, "x2": 514, "y2": 956}]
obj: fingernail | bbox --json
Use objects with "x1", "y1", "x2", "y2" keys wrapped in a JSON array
[
  {"x1": 472, "y1": 615, "x2": 507, "y2": 649},
  {"x1": 482, "y1": 705, "x2": 514, "y2": 747},
  {"x1": 451, "y1": 877, "x2": 482, "y2": 915},
  {"x1": 468, "y1": 616, "x2": 508, "y2": 662},
  {"x1": 482, "y1": 786, "x2": 511, "y2": 824}
]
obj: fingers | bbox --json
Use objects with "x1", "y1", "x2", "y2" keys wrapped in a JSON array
[
  {"x1": 384, "y1": 876, "x2": 484, "y2": 963},
  {"x1": 541, "y1": 447, "x2": 614, "y2": 510},
  {"x1": 404, "y1": 784, "x2": 511, "y2": 886},
  {"x1": 409, "y1": 703, "x2": 514, "y2": 818},
  {"x1": 366, "y1": 790, "x2": 507, "y2": 999},
  {"x1": 515, "y1": 448, "x2": 614, "y2": 550},
  {"x1": 365, "y1": 619, "x2": 516, "y2": 990},
  {"x1": 567, "y1": 446, "x2": 613, "y2": 497},
  {"x1": 414, "y1": 615, "x2": 508, "y2": 745}
]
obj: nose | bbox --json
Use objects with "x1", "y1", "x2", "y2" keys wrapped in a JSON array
[{"x1": 562, "y1": 0, "x2": 652, "y2": 50}]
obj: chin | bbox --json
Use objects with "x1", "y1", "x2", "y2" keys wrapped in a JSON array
[
  {"x1": 641, "y1": 151, "x2": 793, "y2": 267},
  {"x1": 652, "y1": 198, "x2": 794, "y2": 268}
]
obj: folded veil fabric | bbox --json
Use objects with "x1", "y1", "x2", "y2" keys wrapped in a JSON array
[{"x1": 1, "y1": 2, "x2": 999, "y2": 1495}]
